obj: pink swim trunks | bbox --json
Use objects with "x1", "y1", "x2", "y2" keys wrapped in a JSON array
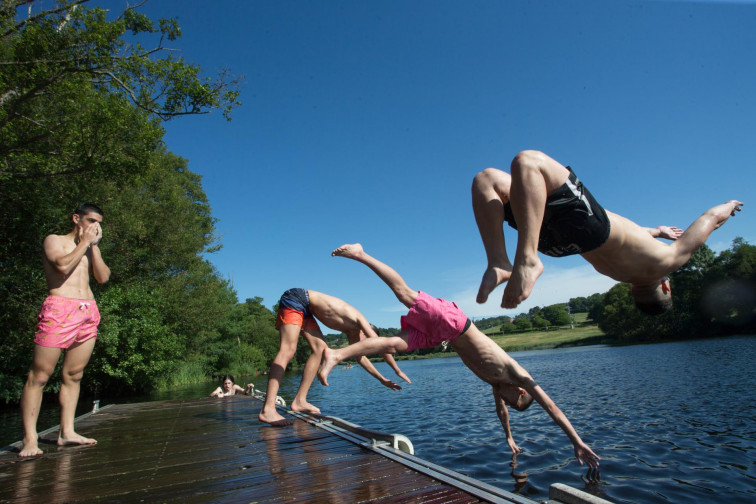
[
  {"x1": 34, "y1": 295, "x2": 101, "y2": 348},
  {"x1": 402, "y1": 291, "x2": 470, "y2": 352}
]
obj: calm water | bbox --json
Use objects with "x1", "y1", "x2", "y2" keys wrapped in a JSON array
[
  {"x1": 290, "y1": 335, "x2": 756, "y2": 504},
  {"x1": 2, "y1": 336, "x2": 755, "y2": 503}
]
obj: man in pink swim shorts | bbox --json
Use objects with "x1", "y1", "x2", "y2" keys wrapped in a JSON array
[
  {"x1": 318, "y1": 244, "x2": 600, "y2": 470},
  {"x1": 19, "y1": 203, "x2": 111, "y2": 457},
  {"x1": 401, "y1": 290, "x2": 471, "y2": 352}
]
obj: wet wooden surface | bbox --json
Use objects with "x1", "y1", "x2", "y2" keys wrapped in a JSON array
[{"x1": 0, "y1": 396, "x2": 501, "y2": 503}]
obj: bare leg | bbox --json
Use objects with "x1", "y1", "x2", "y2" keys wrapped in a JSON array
[
  {"x1": 258, "y1": 325, "x2": 299, "y2": 426},
  {"x1": 331, "y1": 243, "x2": 417, "y2": 308},
  {"x1": 58, "y1": 338, "x2": 97, "y2": 448},
  {"x1": 318, "y1": 335, "x2": 409, "y2": 386},
  {"x1": 19, "y1": 345, "x2": 60, "y2": 457},
  {"x1": 471, "y1": 168, "x2": 515, "y2": 303},
  {"x1": 502, "y1": 151, "x2": 570, "y2": 308},
  {"x1": 290, "y1": 329, "x2": 326, "y2": 414}
]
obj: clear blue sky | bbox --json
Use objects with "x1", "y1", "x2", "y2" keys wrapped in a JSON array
[{"x1": 105, "y1": 0, "x2": 754, "y2": 330}]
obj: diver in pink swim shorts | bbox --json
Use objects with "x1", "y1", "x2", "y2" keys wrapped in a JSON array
[
  {"x1": 318, "y1": 244, "x2": 600, "y2": 470},
  {"x1": 19, "y1": 203, "x2": 111, "y2": 457}
]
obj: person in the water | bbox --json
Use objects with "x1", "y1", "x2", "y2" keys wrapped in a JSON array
[
  {"x1": 210, "y1": 374, "x2": 253, "y2": 397},
  {"x1": 319, "y1": 243, "x2": 600, "y2": 468},
  {"x1": 472, "y1": 149, "x2": 743, "y2": 314}
]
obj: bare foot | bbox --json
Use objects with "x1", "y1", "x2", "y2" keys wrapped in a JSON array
[
  {"x1": 317, "y1": 348, "x2": 340, "y2": 386},
  {"x1": 18, "y1": 437, "x2": 43, "y2": 457},
  {"x1": 501, "y1": 259, "x2": 543, "y2": 308},
  {"x1": 58, "y1": 432, "x2": 97, "y2": 448},
  {"x1": 290, "y1": 400, "x2": 321, "y2": 415},
  {"x1": 258, "y1": 410, "x2": 294, "y2": 426},
  {"x1": 331, "y1": 243, "x2": 365, "y2": 260},
  {"x1": 476, "y1": 265, "x2": 513, "y2": 303}
]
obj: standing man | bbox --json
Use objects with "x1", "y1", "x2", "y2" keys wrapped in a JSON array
[{"x1": 19, "y1": 203, "x2": 111, "y2": 457}]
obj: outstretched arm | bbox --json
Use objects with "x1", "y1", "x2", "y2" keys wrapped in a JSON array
[
  {"x1": 670, "y1": 200, "x2": 743, "y2": 269},
  {"x1": 493, "y1": 386, "x2": 521, "y2": 455},
  {"x1": 355, "y1": 355, "x2": 402, "y2": 390},
  {"x1": 382, "y1": 353, "x2": 411, "y2": 383},
  {"x1": 522, "y1": 380, "x2": 600, "y2": 468},
  {"x1": 352, "y1": 318, "x2": 409, "y2": 386}
]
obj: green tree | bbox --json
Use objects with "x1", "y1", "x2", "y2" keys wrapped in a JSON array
[
  {"x1": 513, "y1": 315, "x2": 532, "y2": 332},
  {"x1": 541, "y1": 304, "x2": 571, "y2": 326},
  {"x1": 0, "y1": 1, "x2": 243, "y2": 402}
]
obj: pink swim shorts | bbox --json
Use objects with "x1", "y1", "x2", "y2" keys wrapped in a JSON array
[
  {"x1": 34, "y1": 295, "x2": 101, "y2": 348},
  {"x1": 402, "y1": 291, "x2": 470, "y2": 352}
]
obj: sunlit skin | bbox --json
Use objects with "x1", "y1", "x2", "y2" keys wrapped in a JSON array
[
  {"x1": 19, "y1": 209, "x2": 111, "y2": 457},
  {"x1": 258, "y1": 290, "x2": 411, "y2": 427},
  {"x1": 319, "y1": 243, "x2": 600, "y2": 468},
  {"x1": 472, "y1": 150, "x2": 743, "y2": 310}
]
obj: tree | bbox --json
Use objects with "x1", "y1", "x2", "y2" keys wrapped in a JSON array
[
  {"x1": 0, "y1": 1, "x2": 244, "y2": 402},
  {"x1": 513, "y1": 316, "x2": 532, "y2": 332},
  {"x1": 541, "y1": 304, "x2": 571, "y2": 326},
  {"x1": 1, "y1": 1, "x2": 241, "y2": 181}
]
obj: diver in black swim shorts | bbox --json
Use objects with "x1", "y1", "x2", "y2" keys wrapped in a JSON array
[
  {"x1": 472, "y1": 149, "x2": 743, "y2": 314},
  {"x1": 502, "y1": 167, "x2": 610, "y2": 258}
]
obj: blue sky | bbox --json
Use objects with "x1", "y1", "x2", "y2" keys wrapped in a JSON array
[{"x1": 103, "y1": 0, "x2": 754, "y2": 329}]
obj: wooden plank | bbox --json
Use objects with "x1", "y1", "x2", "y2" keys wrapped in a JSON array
[{"x1": 0, "y1": 396, "x2": 509, "y2": 503}]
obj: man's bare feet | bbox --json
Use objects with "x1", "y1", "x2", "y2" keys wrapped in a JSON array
[
  {"x1": 501, "y1": 259, "x2": 543, "y2": 308},
  {"x1": 317, "y1": 348, "x2": 340, "y2": 386},
  {"x1": 18, "y1": 437, "x2": 43, "y2": 457},
  {"x1": 290, "y1": 399, "x2": 321, "y2": 415},
  {"x1": 258, "y1": 410, "x2": 294, "y2": 426},
  {"x1": 57, "y1": 432, "x2": 97, "y2": 448},
  {"x1": 331, "y1": 243, "x2": 365, "y2": 260},
  {"x1": 476, "y1": 265, "x2": 513, "y2": 303}
]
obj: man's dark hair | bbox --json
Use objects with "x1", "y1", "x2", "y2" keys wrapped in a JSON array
[
  {"x1": 634, "y1": 297, "x2": 673, "y2": 316},
  {"x1": 513, "y1": 392, "x2": 534, "y2": 412},
  {"x1": 74, "y1": 203, "x2": 103, "y2": 217}
]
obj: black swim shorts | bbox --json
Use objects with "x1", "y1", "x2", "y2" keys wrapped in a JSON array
[{"x1": 503, "y1": 167, "x2": 611, "y2": 257}]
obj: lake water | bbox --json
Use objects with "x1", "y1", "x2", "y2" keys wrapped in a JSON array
[{"x1": 2, "y1": 335, "x2": 754, "y2": 503}]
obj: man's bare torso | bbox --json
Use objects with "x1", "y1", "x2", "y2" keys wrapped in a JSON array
[
  {"x1": 581, "y1": 210, "x2": 675, "y2": 285},
  {"x1": 43, "y1": 233, "x2": 94, "y2": 299},
  {"x1": 307, "y1": 290, "x2": 366, "y2": 336}
]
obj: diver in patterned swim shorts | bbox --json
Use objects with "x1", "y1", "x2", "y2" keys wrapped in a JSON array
[
  {"x1": 319, "y1": 243, "x2": 600, "y2": 469},
  {"x1": 258, "y1": 288, "x2": 411, "y2": 426},
  {"x1": 19, "y1": 203, "x2": 111, "y2": 458},
  {"x1": 472, "y1": 150, "x2": 743, "y2": 314}
]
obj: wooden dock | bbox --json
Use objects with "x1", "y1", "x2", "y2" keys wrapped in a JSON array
[
  {"x1": 0, "y1": 395, "x2": 611, "y2": 504},
  {"x1": 0, "y1": 395, "x2": 540, "y2": 503}
]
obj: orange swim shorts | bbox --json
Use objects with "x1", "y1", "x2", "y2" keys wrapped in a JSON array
[
  {"x1": 34, "y1": 295, "x2": 101, "y2": 348},
  {"x1": 276, "y1": 307, "x2": 321, "y2": 333}
]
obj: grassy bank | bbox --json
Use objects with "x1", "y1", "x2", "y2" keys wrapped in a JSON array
[
  {"x1": 386, "y1": 313, "x2": 608, "y2": 361},
  {"x1": 482, "y1": 312, "x2": 608, "y2": 352}
]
